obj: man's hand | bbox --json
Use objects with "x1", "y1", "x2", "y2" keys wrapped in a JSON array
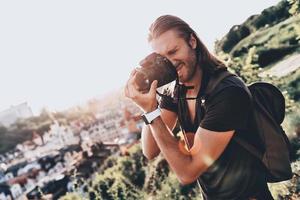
[{"x1": 125, "y1": 69, "x2": 158, "y2": 112}]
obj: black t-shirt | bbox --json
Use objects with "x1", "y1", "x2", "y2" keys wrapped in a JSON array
[{"x1": 159, "y1": 70, "x2": 268, "y2": 200}]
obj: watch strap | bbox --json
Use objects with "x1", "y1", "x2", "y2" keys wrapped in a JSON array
[{"x1": 141, "y1": 107, "x2": 161, "y2": 124}]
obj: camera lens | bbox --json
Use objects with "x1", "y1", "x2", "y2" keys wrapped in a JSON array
[
  {"x1": 135, "y1": 53, "x2": 177, "y2": 91},
  {"x1": 135, "y1": 69, "x2": 150, "y2": 91}
]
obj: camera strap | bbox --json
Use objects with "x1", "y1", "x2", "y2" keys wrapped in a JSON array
[
  {"x1": 156, "y1": 79, "x2": 199, "y2": 101},
  {"x1": 155, "y1": 78, "x2": 204, "y2": 197},
  {"x1": 179, "y1": 121, "x2": 204, "y2": 197}
]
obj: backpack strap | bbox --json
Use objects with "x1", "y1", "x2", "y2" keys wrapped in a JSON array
[
  {"x1": 201, "y1": 70, "x2": 237, "y2": 105},
  {"x1": 234, "y1": 136, "x2": 263, "y2": 160},
  {"x1": 205, "y1": 70, "x2": 236, "y2": 96}
]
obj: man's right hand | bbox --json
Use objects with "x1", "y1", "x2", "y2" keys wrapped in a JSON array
[{"x1": 124, "y1": 69, "x2": 158, "y2": 113}]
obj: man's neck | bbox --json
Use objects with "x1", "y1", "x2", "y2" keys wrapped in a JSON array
[{"x1": 185, "y1": 67, "x2": 203, "y2": 97}]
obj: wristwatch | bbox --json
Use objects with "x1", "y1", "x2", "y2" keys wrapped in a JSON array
[{"x1": 141, "y1": 107, "x2": 161, "y2": 125}]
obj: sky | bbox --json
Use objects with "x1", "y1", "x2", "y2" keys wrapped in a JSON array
[{"x1": 0, "y1": 0, "x2": 281, "y2": 115}]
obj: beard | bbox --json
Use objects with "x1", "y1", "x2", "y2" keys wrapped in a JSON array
[{"x1": 178, "y1": 50, "x2": 198, "y2": 83}]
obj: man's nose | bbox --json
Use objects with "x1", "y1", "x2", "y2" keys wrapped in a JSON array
[
  {"x1": 169, "y1": 58, "x2": 180, "y2": 69},
  {"x1": 163, "y1": 55, "x2": 178, "y2": 68},
  {"x1": 161, "y1": 54, "x2": 180, "y2": 69}
]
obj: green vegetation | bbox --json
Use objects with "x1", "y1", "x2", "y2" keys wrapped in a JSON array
[
  {"x1": 61, "y1": 144, "x2": 202, "y2": 200},
  {"x1": 61, "y1": 140, "x2": 300, "y2": 199},
  {"x1": 289, "y1": 0, "x2": 300, "y2": 16}
]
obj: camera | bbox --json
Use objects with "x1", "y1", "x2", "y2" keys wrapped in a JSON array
[{"x1": 135, "y1": 53, "x2": 177, "y2": 92}]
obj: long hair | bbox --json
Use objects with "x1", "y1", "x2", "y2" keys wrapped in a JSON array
[{"x1": 148, "y1": 15, "x2": 226, "y2": 75}]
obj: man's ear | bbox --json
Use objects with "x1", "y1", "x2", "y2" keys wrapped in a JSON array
[{"x1": 189, "y1": 33, "x2": 197, "y2": 49}]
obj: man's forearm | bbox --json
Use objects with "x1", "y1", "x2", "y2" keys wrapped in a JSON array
[
  {"x1": 149, "y1": 116, "x2": 199, "y2": 183},
  {"x1": 141, "y1": 125, "x2": 160, "y2": 159}
]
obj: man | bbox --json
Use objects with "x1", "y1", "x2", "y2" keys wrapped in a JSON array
[{"x1": 125, "y1": 15, "x2": 274, "y2": 200}]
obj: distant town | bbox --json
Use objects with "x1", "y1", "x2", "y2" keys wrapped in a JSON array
[{"x1": 0, "y1": 90, "x2": 144, "y2": 199}]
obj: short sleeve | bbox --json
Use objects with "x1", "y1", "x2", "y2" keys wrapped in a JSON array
[{"x1": 200, "y1": 86, "x2": 251, "y2": 132}]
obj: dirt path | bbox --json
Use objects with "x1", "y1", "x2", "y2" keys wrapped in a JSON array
[{"x1": 259, "y1": 54, "x2": 300, "y2": 77}]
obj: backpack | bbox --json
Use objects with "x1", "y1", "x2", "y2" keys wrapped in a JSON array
[{"x1": 198, "y1": 69, "x2": 293, "y2": 183}]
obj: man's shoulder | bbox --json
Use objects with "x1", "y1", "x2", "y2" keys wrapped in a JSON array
[
  {"x1": 211, "y1": 75, "x2": 248, "y2": 98},
  {"x1": 220, "y1": 74, "x2": 246, "y2": 88}
]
